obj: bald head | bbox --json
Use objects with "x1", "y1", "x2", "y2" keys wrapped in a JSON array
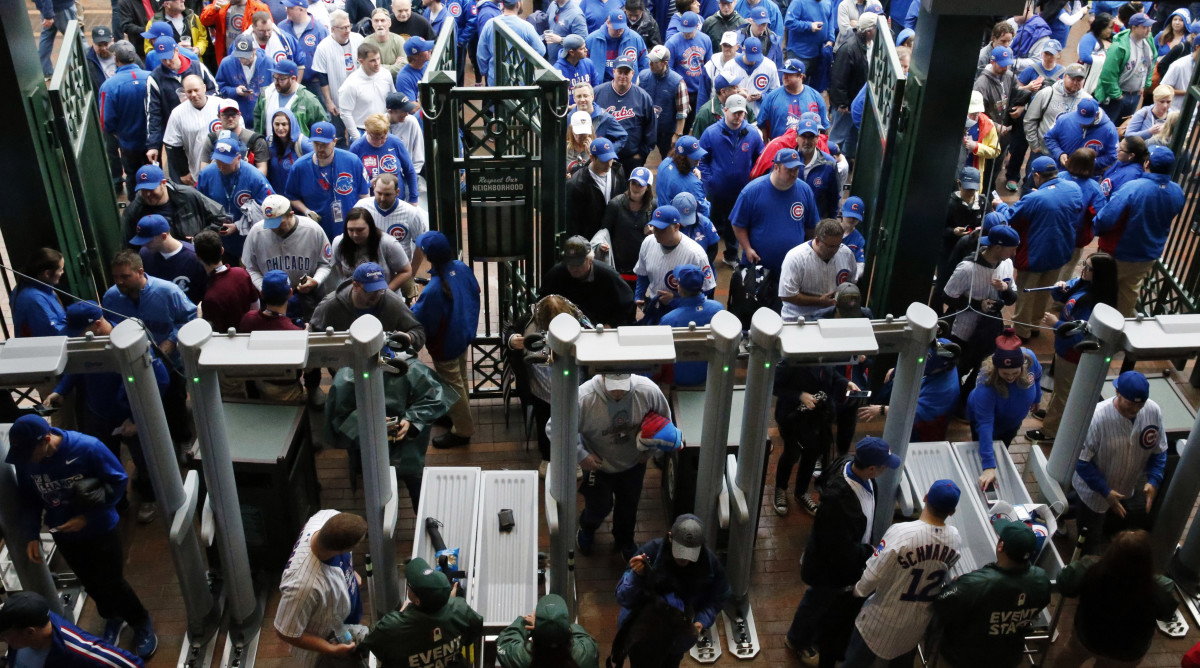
[{"x1": 182, "y1": 74, "x2": 207, "y2": 107}]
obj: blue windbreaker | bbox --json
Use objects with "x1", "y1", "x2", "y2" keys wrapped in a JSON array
[
  {"x1": 411, "y1": 260, "x2": 481, "y2": 360},
  {"x1": 1094, "y1": 172, "x2": 1186, "y2": 262},
  {"x1": 1003, "y1": 174, "x2": 1082, "y2": 272}
]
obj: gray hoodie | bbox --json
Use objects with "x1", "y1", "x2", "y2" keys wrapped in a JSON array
[
  {"x1": 548, "y1": 374, "x2": 671, "y2": 474},
  {"x1": 309, "y1": 279, "x2": 427, "y2": 351},
  {"x1": 1024, "y1": 78, "x2": 1093, "y2": 154}
]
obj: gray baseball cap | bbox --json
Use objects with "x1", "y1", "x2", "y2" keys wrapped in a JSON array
[{"x1": 670, "y1": 514, "x2": 704, "y2": 562}]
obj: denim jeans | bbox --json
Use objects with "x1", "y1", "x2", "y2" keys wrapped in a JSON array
[
  {"x1": 829, "y1": 107, "x2": 858, "y2": 160},
  {"x1": 39, "y1": 5, "x2": 78, "y2": 77}
]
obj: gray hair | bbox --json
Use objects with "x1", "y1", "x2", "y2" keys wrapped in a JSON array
[
  {"x1": 329, "y1": 9, "x2": 350, "y2": 23},
  {"x1": 112, "y1": 40, "x2": 137, "y2": 64},
  {"x1": 815, "y1": 218, "x2": 844, "y2": 240}
]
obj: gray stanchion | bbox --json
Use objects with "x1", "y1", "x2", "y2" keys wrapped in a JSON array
[
  {"x1": 546, "y1": 313, "x2": 582, "y2": 617},
  {"x1": 109, "y1": 321, "x2": 220, "y2": 650},
  {"x1": 1164, "y1": 412, "x2": 1200, "y2": 586},
  {"x1": 693, "y1": 311, "x2": 742, "y2": 546},
  {"x1": 0, "y1": 429, "x2": 62, "y2": 615},
  {"x1": 1046, "y1": 304, "x2": 1126, "y2": 487},
  {"x1": 873, "y1": 303, "x2": 939, "y2": 543}
]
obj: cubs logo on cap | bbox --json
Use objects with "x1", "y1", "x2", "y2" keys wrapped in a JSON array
[
  {"x1": 135, "y1": 164, "x2": 165, "y2": 191},
  {"x1": 650, "y1": 205, "x2": 681, "y2": 228},
  {"x1": 681, "y1": 11, "x2": 700, "y2": 29},
  {"x1": 212, "y1": 139, "x2": 241, "y2": 164},
  {"x1": 154, "y1": 35, "x2": 177, "y2": 54},
  {"x1": 310, "y1": 121, "x2": 337, "y2": 143},
  {"x1": 608, "y1": 8, "x2": 627, "y2": 28},
  {"x1": 262, "y1": 193, "x2": 292, "y2": 228},
  {"x1": 748, "y1": 6, "x2": 769, "y2": 24}
]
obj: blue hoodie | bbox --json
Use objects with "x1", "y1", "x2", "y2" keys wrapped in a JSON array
[
  {"x1": 914, "y1": 368, "x2": 960, "y2": 439},
  {"x1": 1043, "y1": 110, "x2": 1119, "y2": 174},
  {"x1": 1099, "y1": 159, "x2": 1144, "y2": 199},
  {"x1": 16, "y1": 429, "x2": 129, "y2": 542},
  {"x1": 556, "y1": 57, "x2": 600, "y2": 103},
  {"x1": 586, "y1": 25, "x2": 649, "y2": 83},
  {"x1": 11, "y1": 282, "x2": 66, "y2": 338},
  {"x1": 1010, "y1": 14, "x2": 1051, "y2": 59},
  {"x1": 1094, "y1": 172, "x2": 1186, "y2": 262},
  {"x1": 802, "y1": 149, "x2": 840, "y2": 219},
  {"x1": 698, "y1": 118, "x2": 765, "y2": 203},
  {"x1": 99, "y1": 64, "x2": 152, "y2": 151},
  {"x1": 736, "y1": 0, "x2": 784, "y2": 41},
  {"x1": 784, "y1": 0, "x2": 833, "y2": 61},
  {"x1": 1050, "y1": 278, "x2": 1099, "y2": 363},
  {"x1": 411, "y1": 259, "x2": 481, "y2": 360},
  {"x1": 590, "y1": 106, "x2": 630, "y2": 152},
  {"x1": 1004, "y1": 174, "x2": 1082, "y2": 272},
  {"x1": 215, "y1": 48, "x2": 274, "y2": 120},
  {"x1": 967, "y1": 351, "x2": 1043, "y2": 469},
  {"x1": 582, "y1": 0, "x2": 624, "y2": 33},
  {"x1": 265, "y1": 108, "x2": 314, "y2": 194},
  {"x1": 665, "y1": 31, "x2": 713, "y2": 97},
  {"x1": 656, "y1": 156, "x2": 710, "y2": 215},
  {"x1": 660, "y1": 295, "x2": 725, "y2": 385}
]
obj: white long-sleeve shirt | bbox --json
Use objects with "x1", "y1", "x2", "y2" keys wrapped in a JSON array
[{"x1": 338, "y1": 68, "x2": 395, "y2": 141}]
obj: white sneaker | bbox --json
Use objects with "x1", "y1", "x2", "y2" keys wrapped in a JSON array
[{"x1": 773, "y1": 488, "x2": 789, "y2": 516}]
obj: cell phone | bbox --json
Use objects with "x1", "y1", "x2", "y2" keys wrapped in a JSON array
[
  {"x1": 985, "y1": 486, "x2": 1000, "y2": 503},
  {"x1": 498, "y1": 509, "x2": 515, "y2": 532},
  {"x1": 846, "y1": 390, "x2": 872, "y2": 399}
]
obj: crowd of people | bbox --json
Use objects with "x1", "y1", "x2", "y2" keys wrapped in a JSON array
[{"x1": 9, "y1": 0, "x2": 1200, "y2": 665}]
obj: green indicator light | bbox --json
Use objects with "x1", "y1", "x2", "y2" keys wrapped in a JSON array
[
  {"x1": 363, "y1": 372, "x2": 370, "y2": 379},
  {"x1": 563, "y1": 369, "x2": 570, "y2": 376},
  {"x1": 723, "y1": 365, "x2": 730, "y2": 373},
  {"x1": 128, "y1": 376, "x2": 136, "y2": 383},
  {"x1": 1105, "y1": 356, "x2": 1112, "y2": 363},
  {"x1": 917, "y1": 357, "x2": 925, "y2": 364},
  {"x1": 191, "y1": 377, "x2": 199, "y2": 383},
  {"x1": 764, "y1": 362, "x2": 771, "y2": 369}
]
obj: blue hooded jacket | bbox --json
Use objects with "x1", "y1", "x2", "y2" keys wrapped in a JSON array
[
  {"x1": 656, "y1": 156, "x2": 710, "y2": 215},
  {"x1": 1043, "y1": 110, "x2": 1119, "y2": 174},
  {"x1": 265, "y1": 107, "x2": 314, "y2": 193},
  {"x1": 590, "y1": 106, "x2": 630, "y2": 152},
  {"x1": 1094, "y1": 172, "x2": 1186, "y2": 262},
  {"x1": 586, "y1": 25, "x2": 649, "y2": 83},
  {"x1": 581, "y1": 0, "x2": 623, "y2": 34},
  {"x1": 967, "y1": 350, "x2": 1043, "y2": 470},
  {"x1": 99, "y1": 64, "x2": 152, "y2": 151},
  {"x1": 1099, "y1": 159, "x2": 1144, "y2": 199},
  {"x1": 736, "y1": 0, "x2": 784, "y2": 41},
  {"x1": 1004, "y1": 175, "x2": 1082, "y2": 272},
  {"x1": 411, "y1": 259, "x2": 481, "y2": 360},
  {"x1": 215, "y1": 47, "x2": 273, "y2": 120},
  {"x1": 698, "y1": 118, "x2": 765, "y2": 203},
  {"x1": 1011, "y1": 14, "x2": 1051, "y2": 59},
  {"x1": 1050, "y1": 278, "x2": 1100, "y2": 363},
  {"x1": 4, "y1": 612, "x2": 143, "y2": 668},
  {"x1": 784, "y1": 0, "x2": 833, "y2": 61},
  {"x1": 556, "y1": 57, "x2": 600, "y2": 103},
  {"x1": 802, "y1": 149, "x2": 840, "y2": 219},
  {"x1": 16, "y1": 429, "x2": 130, "y2": 542},
  {"x1": 11, "y1": 282, "x2": 66, "y2": 338}
]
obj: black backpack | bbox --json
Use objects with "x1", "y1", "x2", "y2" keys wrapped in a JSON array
[{"x1": 726, "y1": 262, "x2": 780, "y2": 330}]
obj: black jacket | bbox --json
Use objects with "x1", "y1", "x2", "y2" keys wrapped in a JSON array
[
  {"x1": 800, "y1": 455, "x2": 874, "y2": 588},
  {"x1": 118, "y1": 0, "x2": 163, "y2": 51},
  {"x1": 628, "y1": 12, "x2": 662, "y2": 50},
  {"x1": 601, "y1": 193, "x2": 653, "y2": 275},
  {"x1": 539, "y1": 261, "x2": 636, "y2": 327},
  {"x1": 772, "y1": 359, "x2": 850, "y2": 423},
  {"x1": 830, "y1": 32, "x2": 868, "y2": 108},
  {"x1": 123, "y1": 182, "x2": 226, "y2": 241},
  {"x1": 564, "y1": 162, "x2": 628, "y2": 239}
]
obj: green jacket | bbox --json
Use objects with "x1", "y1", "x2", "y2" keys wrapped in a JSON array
[
  {"x1": 324, "y1": 362, "x2": 458, "y2": 477},
  {"x1": 932, "y1": 562, "x2": 1052, "y2": 668},
  {"x1": 692, "y1": 98, "x2": 757, "y2": 140},
  {"x1": 253, "y1": 86, "x2": 329, "y2": 136},
  {"x1": 361, "y1": 598, "x2": 484, "y2": 668},
  {"x1": 495, "y1": 615, "x2": 600, "y2": 668},
  {"x1": 1093, "y1": 29, "x2": 1156, "y2": 105}
]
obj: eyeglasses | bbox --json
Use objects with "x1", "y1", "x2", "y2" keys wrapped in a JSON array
[{"x1": 332, "y1": 23, "x2": 352, "y2": 31}]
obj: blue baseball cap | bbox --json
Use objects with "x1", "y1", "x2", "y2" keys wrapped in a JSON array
[
  {"x1": 212, "y1": 138, "x2": 241, "y2": 164},
  {"x1": 65, "y1": 301, "x2": 104, "y2": 337},
  {"x1": 352, "y1": 262, "x2": 389, "y2": 291},
  {"x1": 1074, "y1": 98, "x2": 1099, "y2": 124},
  {"x1": 959, "y1": 166, "x2": 981, "y2": 189},
  {"x1": 130, "y1": 214, "x2": 171, "y2": 245},
  {"x1": 742, "y1": 36, "x2": 763, "y2": 65},
  {"x1": 681, "y1": 11, "x2": 700, "y2": 30},
  {"x1": 982, "y1": 211, "x2": 1006, "y2": 233},
  {"x1": 982, "y1": 224, "x2": 1020, "y2": 247},
  {"x1": 797, "y1": 118, "x2": 819, "y2": 136},
  {"x1": 608, "y1": 8, "x2": 627, "y2": 29},
  {"x1": 141, "y1": 21, "x2": 172, "y2": 40},
  {"x1": 714, "y1": 71, "x2": 741, "y2": 90},
  {"x1": 650, "y1": 205, "x2": 681, "y2": 229},
  {"x1": 673, "y1": 264, "x2": 704, "y2": 292},
  {"x1": 854, "y1": 437, "x2": 901, "y2": 469},
  {"x1": 774, "y1": 147, "x2": 801, "y2": 168},
  {"x1": 990, "y1": 46, "x2": 1013, "y2": 68},
  {"x1": 261, "y1": 270, "x2": 292, "y2": 302},
  {"x1": 282, "y1": 0, "x2": 308, "y2": 7},
  {"x1": 827, "y1": 141, "x2": 840, "y2": 156},
  {"x1": 675, "y1": 135, "x2": 706, "y2": 159},
  {"x1": 1129, "y1": 12, "x2": 1154, "y2": 27},
  {"x1": 5, "y1": 415, "x2": 51, "y2": 464},
  {"x1": 671, "y1": 192, "x2": 698, "y2": 226},
  {"x1": 747, "y1": 5, "x2": 769, "y2": 24},
  {"x1": 800, "y1": 111, "x2": 823, "y2": 129},
  {"x1": 1030, "y1": 155, "x2": 1058, "y2": 173},
  {"x1": 895, "y1": 27, "x2": 914, "y2": 45},
  {"x1": 629, "y1": 166, "x2": 653, "y2": 186},
  {"x1": 780, "y1": 58, "x2": 806, "y2": 75},
  {"x1": 416, "y1": 230, "x2": 454, "y2": 262},
  {"x1": 310, "y1": 121, "x2": 337, "y2": 143},
  {"x1": 925, "y1": 337, "x2": 956, "y2": 374},
  {"x1": 841, "y1": 196, "x2": 864, "y2": 221},
  {"x1": 271, "y1": 59, "x2": 299, "y2": 77},
  {"x1": 1189, "y1": 20, "x2": 1200, "y2": 35},
  {"x1": 1114, "y1": 371, "x2": 1150, "y2": 402},
  {"x1": 589, "y1": 137, "x2": 617, "y2": 161},
  {"x1": 926, "y1": 479, "x2": 961, "y2": 514},
  {"x1": 1042, "y1": 39, "x2": 1063, "y2": 55},
  {"x1": 1148, "y1": 145, "x2": 1176, "y2": 172},
  {"x1": 134, "y1": 164, "x2": 165, "y2": 191},
  {"x1": 405, "y1": 36, "x2": 435, "y2": 56},
  {"x1": 615, "y1": 55, "x2": 636, "y2": 71},
  {"x1": 153, "y1": 35, "x2": 177, "y2": 55}
]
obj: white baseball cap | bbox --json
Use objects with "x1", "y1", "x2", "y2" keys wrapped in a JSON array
[
  {"x1": 570, "y1": 110, "x2": 593, "y2": 134},
  {"x1": 725, "y1": 94, "x2": 748, "y2": 113},
  {"x1": 648, "y1": 44, "x2": 670, "y2": 62},
  {"x1": 720, "y1": 30, "x2": 739, "y2": 46},
  {"x1": 602, "y1": 373, "x2": 632, "y2": 392},
  {"x1": 968, "y1": 90, "x2": 985, "y2": 114}
]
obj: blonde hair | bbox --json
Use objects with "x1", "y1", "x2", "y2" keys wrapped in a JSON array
[
  {"x1": 978, "y1": 353, "x2": 1033, "y2": 399},
  {"x1": 1153, "y1": 84, "x2": 1175, "y2": 102},
  {"x1": 1157, "y1": 110, "x2": 1183, "y2": 144},
  {"x1": 567, "y1": 128, "x2": 593, "y2": 152},
  {"x1": 365, "y1": 113, "x2": 390, "y2": 136}
]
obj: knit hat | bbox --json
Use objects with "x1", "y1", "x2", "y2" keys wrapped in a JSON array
[{"x1": 637, "y1": 411, "x2": 683, "y2": 452}]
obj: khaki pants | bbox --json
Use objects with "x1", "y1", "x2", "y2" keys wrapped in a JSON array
[
  {"x1": 1014, "y1": 266, "x2": 1067, "y2": 338},
  {"x1": 1055, "y1": 248, "x2": 1084, "y2": 285},
  {"x1": 1041, "y1": 354, "x2": 1077, "y2": 438},
  {"x1": 256, "y1": 380, "x2": 305, "y2": 403},
  {"x1": 401, "y1": 277, "x2": 419, "y2": 302},
  {"x1": 1115, "y1": 259, "x2": 1156, "y2": 317},
  {"x1": 435, "y1": 354, "x2": 474, "y2": 437}
]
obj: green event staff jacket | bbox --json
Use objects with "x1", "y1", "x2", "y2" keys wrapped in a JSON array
[
  {"x1": 495, "y1": 616, "x2": 600, "y2": 668},
  {"x1": 323, "y1": 362, "x2": 457, "y2": 477},
  {"x1": 361, "y1": 598, "x2": 484, "y2": 668},
  {"x1": 931, "y1": 562, "x2": 1052, "y2": 668}
]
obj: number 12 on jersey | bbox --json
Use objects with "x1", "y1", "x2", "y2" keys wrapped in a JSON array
[{"x1": 899, "y1": 568, "x2": 946, "y2": 602}]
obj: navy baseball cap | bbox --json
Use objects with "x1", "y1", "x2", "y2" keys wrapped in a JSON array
[
  {"x1": 1074, "y1": 98, "x2": 1099, "y2": 123},
  {"x1": 675, "y1": 135, "x2": 707, "y2": 158},
  {"x1": 212, "y1": 138, "x2": 241, "y2": 164},
  {"x1": 130, "y1": 214, "x2": 171, "y2": 245},
  {"x1": 714, "y1": 71, "x2": 741, "y2": 90},
  {"x1": 926, "y1": 479, "x2": 961, "y2": 514},
  {"x1": 960, "y1": 166, "x2": 981, "y2": 189},
  {"x1": 774, "y1": 148, "x2": 801, "y2": 168},
  {"x1": 92, "y1": 25, "x2": 113, "y2": 43},
  {"x1": 742, "y1": 36, "x2": 763, "y2": 65},
  {"x1": 141, "y1": 21, "x2": 172, "y2": 40},
  {"x1": 982, "y1": 225, "x2": 1019, "y2": 247},
  {"x1": 153, "y1": 35, "x2": 177, "y2": 55},
  {"x1": 232, "y1": 33, "x2": 256, "y2": 55},
  {"x1": 608, "y1": 8, "x2": 627, "y2": 28},
  {"x1": 629, "y1": 166, "x2": 653, "y2": 186},
  {"x1": 386, "y1": 91, "x2": 419, "y2": 113},
  {"x1": 673, "y1": 264, "x2": 704, "y2": 292},
  {"x1": 672, "y1": 192, "x2": 698, "y2": 226},
  {"x1": 797, "y1": 118, "x2": 819, "y2": 136},
  {"x1": 5, "y1": 415, "x2": 51, "y2": 465},
  {"x1": 747, "y1": 5, "x2": 769, "y2": 25},
  {"x1": 310, "y1": 121, "x2": 337, "y2": 143},
  {"x1": 1114, "y1": 370, "x2": 1150, "y2": 402},
  {"x1": 983, "y1": 211, "x2": 1006, "y2": 233},
  {"x1": 615, "y1": 55, "x2": 636, "y2": 71},
  {"x1": 590, "y1": 137, "x2": 617, "y2": 161},
  {"x1": 0, "y1": 592, "x2": 52, "y2": 632},
  {"x1": 352, "y1": 262, "x2": 389, "y2": 291},
  {"x1": 854, "y1": 437, "x2": 901, "y2": 469},
  {"x1": 65, "y1": 301, "x2": 104, "y2": 336},
  {"x1": 1148, "y1": 145, "x2": 1176, "y2": 171},
  {"x1": 406, "y1": 36, "x2": 435, "y2": 56},
  {"x1": 780, "y1": 58, "x2": 806, "y2": 75},
  {"x1": 993, "y1": 346, "x2": 1024, "y2": 369},
  {"x1": 681, "y1": 11, "x2": 700, "y2": 30},
  {"x1": 261, "y1": 270, "x2": 291, "y2": 302},
  {"x1": 1030, "y1": 155, "x2": 1058, "y2": 173},
  {"x1": 842, "y1": 196, "x2": 864, "y2": 221},
  {"x1": 990, "y1": 46, "x2": 1013, "y2": 68},
  {"x1": 1129, "y1": 12, "x2": 1154, "y2": 27},
  {"x1": 650, "y1": 205, "x2": 681, "y2": 229},
  {"x1": 416, "y1": 230, "x2": 454, "y2": 262},
  {"x1": 271, "y1": 59, "x2": 299, "y2": 77},
  {"x1": 135, "y1": 164, "x2": 165, "y2": 191}
]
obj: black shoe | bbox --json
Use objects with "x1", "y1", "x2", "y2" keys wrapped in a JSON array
[
  {"x1": 433, "y1": 415, "x2": 453, "y2": 428},
  {"x1": 1030, "y1": 408, "x2": 1047, "y2": 420},
  {"x1": 432, "y1": 433, "x2": 471, "y2": 449},
  {"x1": 1026, "y1": 429, "x2": 1052, "y2": 443}
]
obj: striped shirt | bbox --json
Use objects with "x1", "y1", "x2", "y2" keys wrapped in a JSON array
[
  {"x1": 353, "y1": 196, "x2": 428, "y2": 261},
  {"x1": 1073, "y1": 398, "x2": 1167, "y2": 513},
  {"x1": 275, "y1": 509, "x2": 357, "y2": 668},
  {"x1": 632, "y1": 234, "x2": 716, "y2": 300},
  {"x1": 778, "y1": 239, "x2": 857, "y2": 322},
  {"x1": 163, "y1": 96, "x2": 227, "y2": 176}
]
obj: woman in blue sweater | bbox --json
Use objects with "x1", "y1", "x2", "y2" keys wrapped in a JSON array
[
  {"x1": 11, "y1": 248, "x2": 67, "y2": 338},
  {"x1": 968, "y1": 346, "x2": 1042, "y2": 491}
]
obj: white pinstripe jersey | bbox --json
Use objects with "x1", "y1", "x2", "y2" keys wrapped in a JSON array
[
  {"x1": 632, "y1": 234, "x2": 716, "y2": 300},
  {"x1": 353, "y1": 196, "x2": 429, "y2": 260},
  {"x1": 275, "y1": 509, "x2": 357, "y2": 668},
  {"x1": 778, "y1": 239, "x2": 857, "y2": 321},
  {"x1": 943, "y1": 253, "x2": 1016, "y2": 341},
  {"x1": 163, "y1": 96, "x2": 227, "y2": 177},
  {"x1": 854, "y1": 519, "x2": 963, "y2": 659},
  {"x1": 720, "y1": 58, "x2": 779, "y2": 114},
  {"x1": 1072, "y1": 398, "x2": 1166, "y2": 513}
]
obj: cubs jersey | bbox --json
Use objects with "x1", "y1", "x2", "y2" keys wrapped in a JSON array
[
  {"x1": 778, "y1": 239, "x2": 857, "y2": 321},
  {"x1": 163, "y1": 95, "x2": 227, "y2": 176},
  {"x1": 1073, "y1": 398, "x2": 1167, "y2": 513},
  {"x1": 311, "y1": 32, "x2": 364, "y2": 104},
  {"x1": 854, "y1": 519, "x2": 962, "y2": 659},
  {"x1": 633, "y1": 234, "x2": 716, "y2": 300},
  {"x1": 721, "y1": 57, "x2": 779, "y2": 114},
  {"x1": 943, "y1": 253, "x2": 1017, "y2": 341},
  {"x1": 353, "y1": 196, "x2": 429, "y2": 260},
  {"x1": 243, "y1": 215, "x2": 334, "y2": 288}
]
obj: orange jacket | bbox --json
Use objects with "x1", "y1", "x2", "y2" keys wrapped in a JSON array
[{"x1": 200, "y1": 0, "x2": 271, "y2": 64}]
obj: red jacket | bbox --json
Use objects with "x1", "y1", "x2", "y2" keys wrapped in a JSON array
[
  {"x1": 200, "y1": 0, "x2": 271, "y2": 64},
  {"x1": 749, "y1": 127, "x2": 830, "y2": 179}
]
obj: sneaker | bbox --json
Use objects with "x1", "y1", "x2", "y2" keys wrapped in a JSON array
[
  {"x1": 132, "y1": 620, "x2": 158, "y2": 659},
  {"x1": 575, "y1": 529, "x2": 595, "y2": 556},
  {"x1": 1030, "y1": 408, "x2": 1047, "y2": 420},
  {"x1": 1005, "y1": 180, "x2": 1018, "y2": 192},
  {"x1": 1026, "y1": 429, "x2": 1053, "y2": 443},
  {"x1": 102, "y1": 618, "x2": 127, "y2": 646},
  {"x1": 784, "y1": 637, "x2": 819, "y2": 667},
  {"x1": 432, "y1": 433, "x2": 471, "y2": 449},
  {"x1": 799, "y1": 492, "x2": 820, "y2": 516},
  {"x1": 773, "y1": 487, "x2": 789, "y2": 516},
  {"x1": 137, "y1": 502, "x2": 158, "y2": 524},
  {"x1": 538, "y1": 460, "x2": 548, "y2": 479}
]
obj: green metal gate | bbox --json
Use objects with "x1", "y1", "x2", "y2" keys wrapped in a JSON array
[{"x1": 420, "y1": 20, "x2": 568, "y2": 397}]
